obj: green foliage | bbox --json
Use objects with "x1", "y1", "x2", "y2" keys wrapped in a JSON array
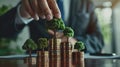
[
  {"x1": 58, "y1": 18, "x2": 65, "y2": 30},
  {"x1": 0, "y1": 5, "x2": 11, "y2": 16},
  {"x1": 0, "y1": 49, "x2": 11, "y2": 56},
  {"x1": 0, "y1": 38, "x2": 24, "y2": 55},
  {"x1": 22, "y1": 39, "x2": 37, "y2": 50},
  {"x1": 74, "y1": 41, "x2": 85, "y2": 51},
  {"x1": 0, "y1": 38, "x2": 11, "y2": 55},
  {"x1": 46, "y1": 18, "x2": 65, "y2": 31},
  {"x1": 63, "y1": 27, "x2": 74, "y2": 37},
  {"x1": 38, "y1": 38, "x2": 48, "y2": 49},
  {"x1": 0, "y1": 38, "x2": 11, "y2": 49}
]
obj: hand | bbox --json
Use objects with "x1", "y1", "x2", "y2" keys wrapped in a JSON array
[
  {"x1": 48, "y1": 30, "x2": 77, "y2": 45},
  {"x1": 61, "y1": 36, "x2": 77, "y2": 50},
  {"x1": 20, "y1": 0, "x2": 61, "y2": 20}
]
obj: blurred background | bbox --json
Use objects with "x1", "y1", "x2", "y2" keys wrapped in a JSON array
[{"x1": 0, "y1": 0, "x2": 120, "y2": 55}]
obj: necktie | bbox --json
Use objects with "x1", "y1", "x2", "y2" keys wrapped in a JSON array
[{"x1": 57, "y1": 0, "x2": 64, "y2": 21}]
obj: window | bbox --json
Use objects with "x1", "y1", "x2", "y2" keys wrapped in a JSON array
[{"x1": 95, "y1": 7, "x2": 112, "y2": 53}]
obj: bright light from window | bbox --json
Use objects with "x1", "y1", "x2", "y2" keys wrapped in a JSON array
[
  {"x1": 95, "y1": 8, "x2": 112, "y2": 24},
  {"x1": 95, "y1": 7, "x2": 112, "y2": 50},
  {"x1": 103, "y1": 1, "x2": 112, "y2": 7},
  {"x1": 102, "y1": 8, "x2": 112, "y2": 24}
]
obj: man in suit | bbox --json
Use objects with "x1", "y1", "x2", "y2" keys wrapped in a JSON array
[{"x1": 0, "y1": 0, "x2": 104, "y2": 53}]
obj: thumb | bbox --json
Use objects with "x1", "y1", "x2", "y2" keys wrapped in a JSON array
[{"x1": 48, "y1": 29, "x2": 54, "y2": 35}]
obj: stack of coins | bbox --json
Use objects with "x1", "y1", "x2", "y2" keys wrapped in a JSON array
[
  {"x1": 54, "y1": 50, "x2": 61, "y2": 67},
  {"x1": 36, "y1": 51, "x2": 49, "y2": 67},
  {"x1": 41, "y1": 51, "x2": 45, "y2": 67},
  {"x1": 49, "y1": 38, "x2": 61, "y2": 67},
  {"x1": 65, "y1": 42, "x2": 72, "y2": 67},
  {"x1": 72, "y1": 51, "x2": 78, "y2": 67},
  {"x1": 49, "y1": 39, "x2": 54, "y2": 67},
  {"x1": 36, "y1": 51, "x2": 41, "y2": 67},
  {"x1": 77, "y1": 52, "x2": 84, "y2": 67},
  {"x1": 60, "y1": 42, "x2": 72, "y2": 67},
  {"x1": 72, "y1": 50, "x2": 84, "y2": 67},
  {"x1": 60, "y1": 43, "x2": 66, "y2": 67},
  {"x1": 24, "y1": 57, "x2": 36, "y2": 65}
]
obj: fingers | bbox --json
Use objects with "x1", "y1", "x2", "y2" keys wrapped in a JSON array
[
  {"x1": 48, "y1": 30, "x2": 64, "y2": 38},
  {"x1": 37, "y1": 2, "x2": 46, "y2": 19},
  {"x1": 38, "y1": 0, "x2": 53, "y2": 20},
  {"x1": 21, "y1": 0, "x2": 61, "y2": 20},
  {"x1": 21, "y1": 0, "x2": 35, "y2": 19},
  {"x1": 26, "y1": 0, "x2": 46, "y2": 20},
  {"x1": 21, "y1": 0, "x2": 44, "y2": 20},
  {"x1": 47, "y1": 0, "x2": 61, "y2": 18},
  {"x1": 30, "y1": 0, "x2": 39, "y2": 20},
  {"x1": 56, "y1": 32, "x2": 64, "y2": 38},
  {"x1": 48, "y1": 29, "x2": 54, "y2": 35}
]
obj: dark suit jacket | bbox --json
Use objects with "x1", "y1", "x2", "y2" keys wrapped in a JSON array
[{"x1": 0, "y1": 0, "x2": 104, "y2": 53}]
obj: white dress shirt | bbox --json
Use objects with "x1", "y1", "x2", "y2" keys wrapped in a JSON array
[
  {"x1": 63, "y1": 0, "x2": 70, "y2": 22},
  {"x1": 15, "y1": 0, "x2": 71, "y2": 24}
]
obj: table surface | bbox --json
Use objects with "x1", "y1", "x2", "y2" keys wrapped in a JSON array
[
  {"x1": 0, "y1": 54, "x2": 120, "y2": 59},
  {"x1": 0, "y1": 54, "x2": 120, "y2": 67}
]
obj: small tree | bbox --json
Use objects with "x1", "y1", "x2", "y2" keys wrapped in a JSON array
[
  {"x1": 46, "y1": 18, "x2": 65, "y2": 30},
  {"x1": 22, "y1": 39, "x2": 37, "y2": 67},
  {"x1": 46, "y1": 18, "x2": 65, "y2": 50},
  {"x1": 63, "y1": 27, "x2": 74, "y2": 42},
  {"x1": 22, "y1": 39, "x2": 37, "y2": 51},
  {"x1": 73, "y1": 41, "x2": 85, "y2": 67},
  {"x1": 38, "y1": 38, "x2": 48, "y2": 51},
  {"x1": 46, "y1": 18, "x2": 65, "y2": 38},
  {"x1": 37, "y1": 38, "x2": 48, "y2": 67},
  {"x1": 74, "y1": 41, "x2": 85, "y2": 52}
]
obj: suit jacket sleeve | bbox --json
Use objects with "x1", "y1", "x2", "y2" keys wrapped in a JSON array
[
  {"x1": 68, "y1": 0, "x2": 104, "y2": 53},
  {"x1": 74, "y1": 10, "x2": 105, "y2": 53},
  {"x1": 0, "y1": 6, "x2": 25, "y2": 39}
]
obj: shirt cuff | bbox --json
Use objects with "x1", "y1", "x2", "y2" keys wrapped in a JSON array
[{"x1": 15, "y1": 5, "x2": 33, "y2": 25}]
